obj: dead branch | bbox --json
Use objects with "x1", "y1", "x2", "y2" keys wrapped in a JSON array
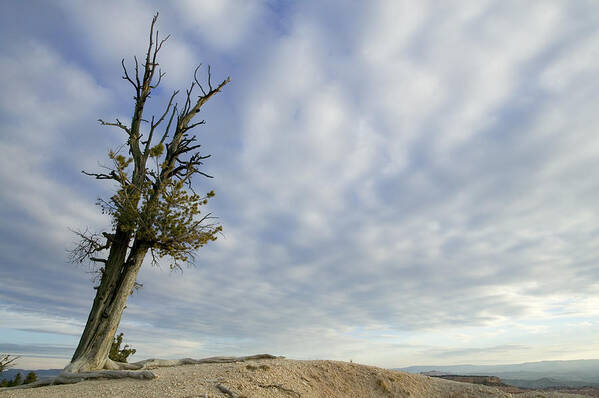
[
  {"x1": 143, "y1": 90, "x2": 179, "y2": 157},
  {"x1": 134, "y1": 56, "x2": 141, "y2": 92},
  {"x1": 182, "y1": 120, "x2": 206, "y2": 133},
  {"x1": 67, "y1": 228, "x2": 113, "y2": 264},
  {"x1": 217, "y1": 383, "x2": 237, "y2": 397},
  {"x1": 81, "y1": 169, "x2": 123, "y2": 183},
  {"x1": 123, "y1": 354, "x2": 281, "y2": 370},
  {"x1": 1, "y1": 369, "x2": 155, "y2": 390},
  {"x1": 98, "y1": 118, "x2": 131, "y2": 135},
  {"x1": 259, "y1": 383, "x2": 302, "y2": 397},
  {"x1": 121, "y1": 58, "x2": 139, "y2": 93},
  {"x1": 142, "y1": 13, "x2": 168, "y2": 94},
  {"x1": 194, "y1": 64, "x2": 206, "y2": 96},
  {"x1": 159, "y1": 105, "x2": 178, "y2": 146},
  {"x1": 184, "y1": 73, "x2": 231, "y2": 125}
]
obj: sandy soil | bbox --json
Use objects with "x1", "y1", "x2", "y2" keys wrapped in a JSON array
[{"x1": 0, "y1": 358, "x2": 587, "y2": 397}]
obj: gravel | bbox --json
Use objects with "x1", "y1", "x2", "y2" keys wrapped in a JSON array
[{"x1": 0, "y1": 358, "x2": 588, "y2": 397}]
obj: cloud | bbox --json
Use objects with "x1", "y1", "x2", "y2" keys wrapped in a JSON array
[
  {"x1": 0, "y1": 343, "x2": 73, "y2": 358},
  {"x1": 0, "y1": 306, "x2": 83, "y2": 338},
  {"x1": 2, "y1": 0, "x2": 599, "y2": 369},
  {"x1": 0, "y1": 40, "x2": 115, "y2": 328},
  {"x1": 56, "y1": 0, "x2": 155, "y2": 63},
  {"x1": 428, "y1": 344, "x2": 530, "y2": 358},
  {"x1": 0, "y1": 40, "x2": 111, "y2": 245},
  {"x1": 170, "y1": 0, "x2": 267, "y2": 51}
]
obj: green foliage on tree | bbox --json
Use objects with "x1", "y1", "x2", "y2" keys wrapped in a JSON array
[
  {"x1": 7, "y1": 372, "x2": 21, "y2": 387},
  {"x1": 1, "y1": 371, "x2": 32, "y2": 387},
  {"x1": 95, "y1": 148, "x2": 222, "y2": 271},
  {"x1": 23, "y1": 371, "x2": 37, "y2": 385},
  {"x1": 109, "y1": 332, "x2": 136, "y2": 363}
]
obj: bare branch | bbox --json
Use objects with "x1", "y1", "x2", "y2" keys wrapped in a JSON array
[
  {"x1": 150, "y1": 69, "x2": 166, "y2": 89},
  {"x1": 98, "y1": 119, "x2": 131, "y2": 135},
  {"x1": 146, "y1": 14, "x2": 158, "y2": 69},
  {"x1": 194, "y1": 64, "x2": 207, "y2": 96},
  {"x1": 159, "y1": 105, "x2": 178, "y2": 146},
  {"x1": 121, "y1": 59, "x2": 139, "y2": 93},
  {"x1": 149, "y1": 30, "x2": 170, "y2": 89},
  {"x1": 182, "y1": 120, "x2": 205, "y2": 133},
  {"x1": 81, "y1": 169, "x2": 123, "y2": 183},
  {"x1": 167, "y1": 163, "x2": 213, "y2": 180},
  {"x1": 156, "y1": 35, "x2": 170, "y2": 54},
  {"x1": 182, "y1": 84, "x2": 195, "y2": 116},
  {"x1": 134, "y1": 56, "x2": 141, "y2": 91},
  {"x1": 140, "y1": 13, "x2": 170, "y2": 94},
  {"x1": 67, "y1": 228, "x2": 113, "y2": 264},
  {"x1": 156, "y1": 91, "x2": 179, "y2": 129},
  {"x1": 183, "y1": 76, "x2": 231, "y2": 125},
  {"x1": 144, "y1": 90, "x2": 179, "y2": 157},
  {"x1": 149, "y1": 248, "x2": 161, "y2": 268},
  {"x1": 176, "y1": 143, "x2": 204, "y2": 156},
  {"x1": 194, "y1": 170, "x2": 214, "y2": 179}
]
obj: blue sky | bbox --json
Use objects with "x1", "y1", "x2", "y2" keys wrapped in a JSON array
[{"x1": 1, "y1": 0, "x2": 599, "y2": 370}]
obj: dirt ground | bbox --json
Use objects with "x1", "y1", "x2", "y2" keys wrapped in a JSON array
[{"x1": 0, "y1": 357, "x2": 587, "y2": 397}]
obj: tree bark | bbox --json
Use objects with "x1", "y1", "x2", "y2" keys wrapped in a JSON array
[{"x1": 66, "y1": 230, "x2": 148, "y2": 373}]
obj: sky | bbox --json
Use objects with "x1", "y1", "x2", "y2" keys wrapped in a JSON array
[{"x1": 1, "y1": 0, "x2": 599, "y2": 371}]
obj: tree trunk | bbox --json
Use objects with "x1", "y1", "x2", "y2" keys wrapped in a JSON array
[{"x1": 66, "y1": 231, "x2": 148, "y2": 373}]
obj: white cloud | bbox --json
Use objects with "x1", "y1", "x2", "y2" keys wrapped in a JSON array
[
  {"x1": 2, "y1": 0, "x2": 599, "y2": 369},
  {"x1": 172, "y1": 0, "x2": 266, "y2": 51},
  {"x1": 57, "y1": 0, "x2": 155, "y2": 62},
  {"x1": 0, "y1": 41, "x2": 110, "y2": 247},
  {"x1": 0, "y1": 306, "x2": 83, "y2": 337}
]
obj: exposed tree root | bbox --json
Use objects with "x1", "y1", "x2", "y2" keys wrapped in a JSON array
[
  {"x1": 0, "y1": 369, "x2": 155, "y2": 390},
  {"x1": 109, "y1": 353, "x2": 281, "y2": 371},
  {"x1": 259, "y1": 383, "x2": 302, "y2": 397},
  {"x1": 1, "y1": 354, "x2": 281, "y2": 390},
  {"x1": 216, "y1": 383, "x2": 237, "y2": 397}
]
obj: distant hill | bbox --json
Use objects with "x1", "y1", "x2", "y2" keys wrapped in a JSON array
[
  {"x1": 502, "y1": 377, "x2": 599, "y2": 389},
  {"x1": 0, "y1": 368, "x2": 62, "y2": 382},
  {"x1": 396, "y1": 359, "x2": 599, "y2": 389}
]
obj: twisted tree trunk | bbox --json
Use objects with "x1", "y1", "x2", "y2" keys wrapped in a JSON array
[
  {"x1": 66, "y1": 233, "x2": 148, "y2": 373},
  {"x1": 66, "y1": 14, "x2": 159, "y2": 374}
]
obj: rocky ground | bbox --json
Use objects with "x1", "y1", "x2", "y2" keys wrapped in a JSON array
[{"x1": 0, "y1": 357, "x2": 588, "y2": 397}]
